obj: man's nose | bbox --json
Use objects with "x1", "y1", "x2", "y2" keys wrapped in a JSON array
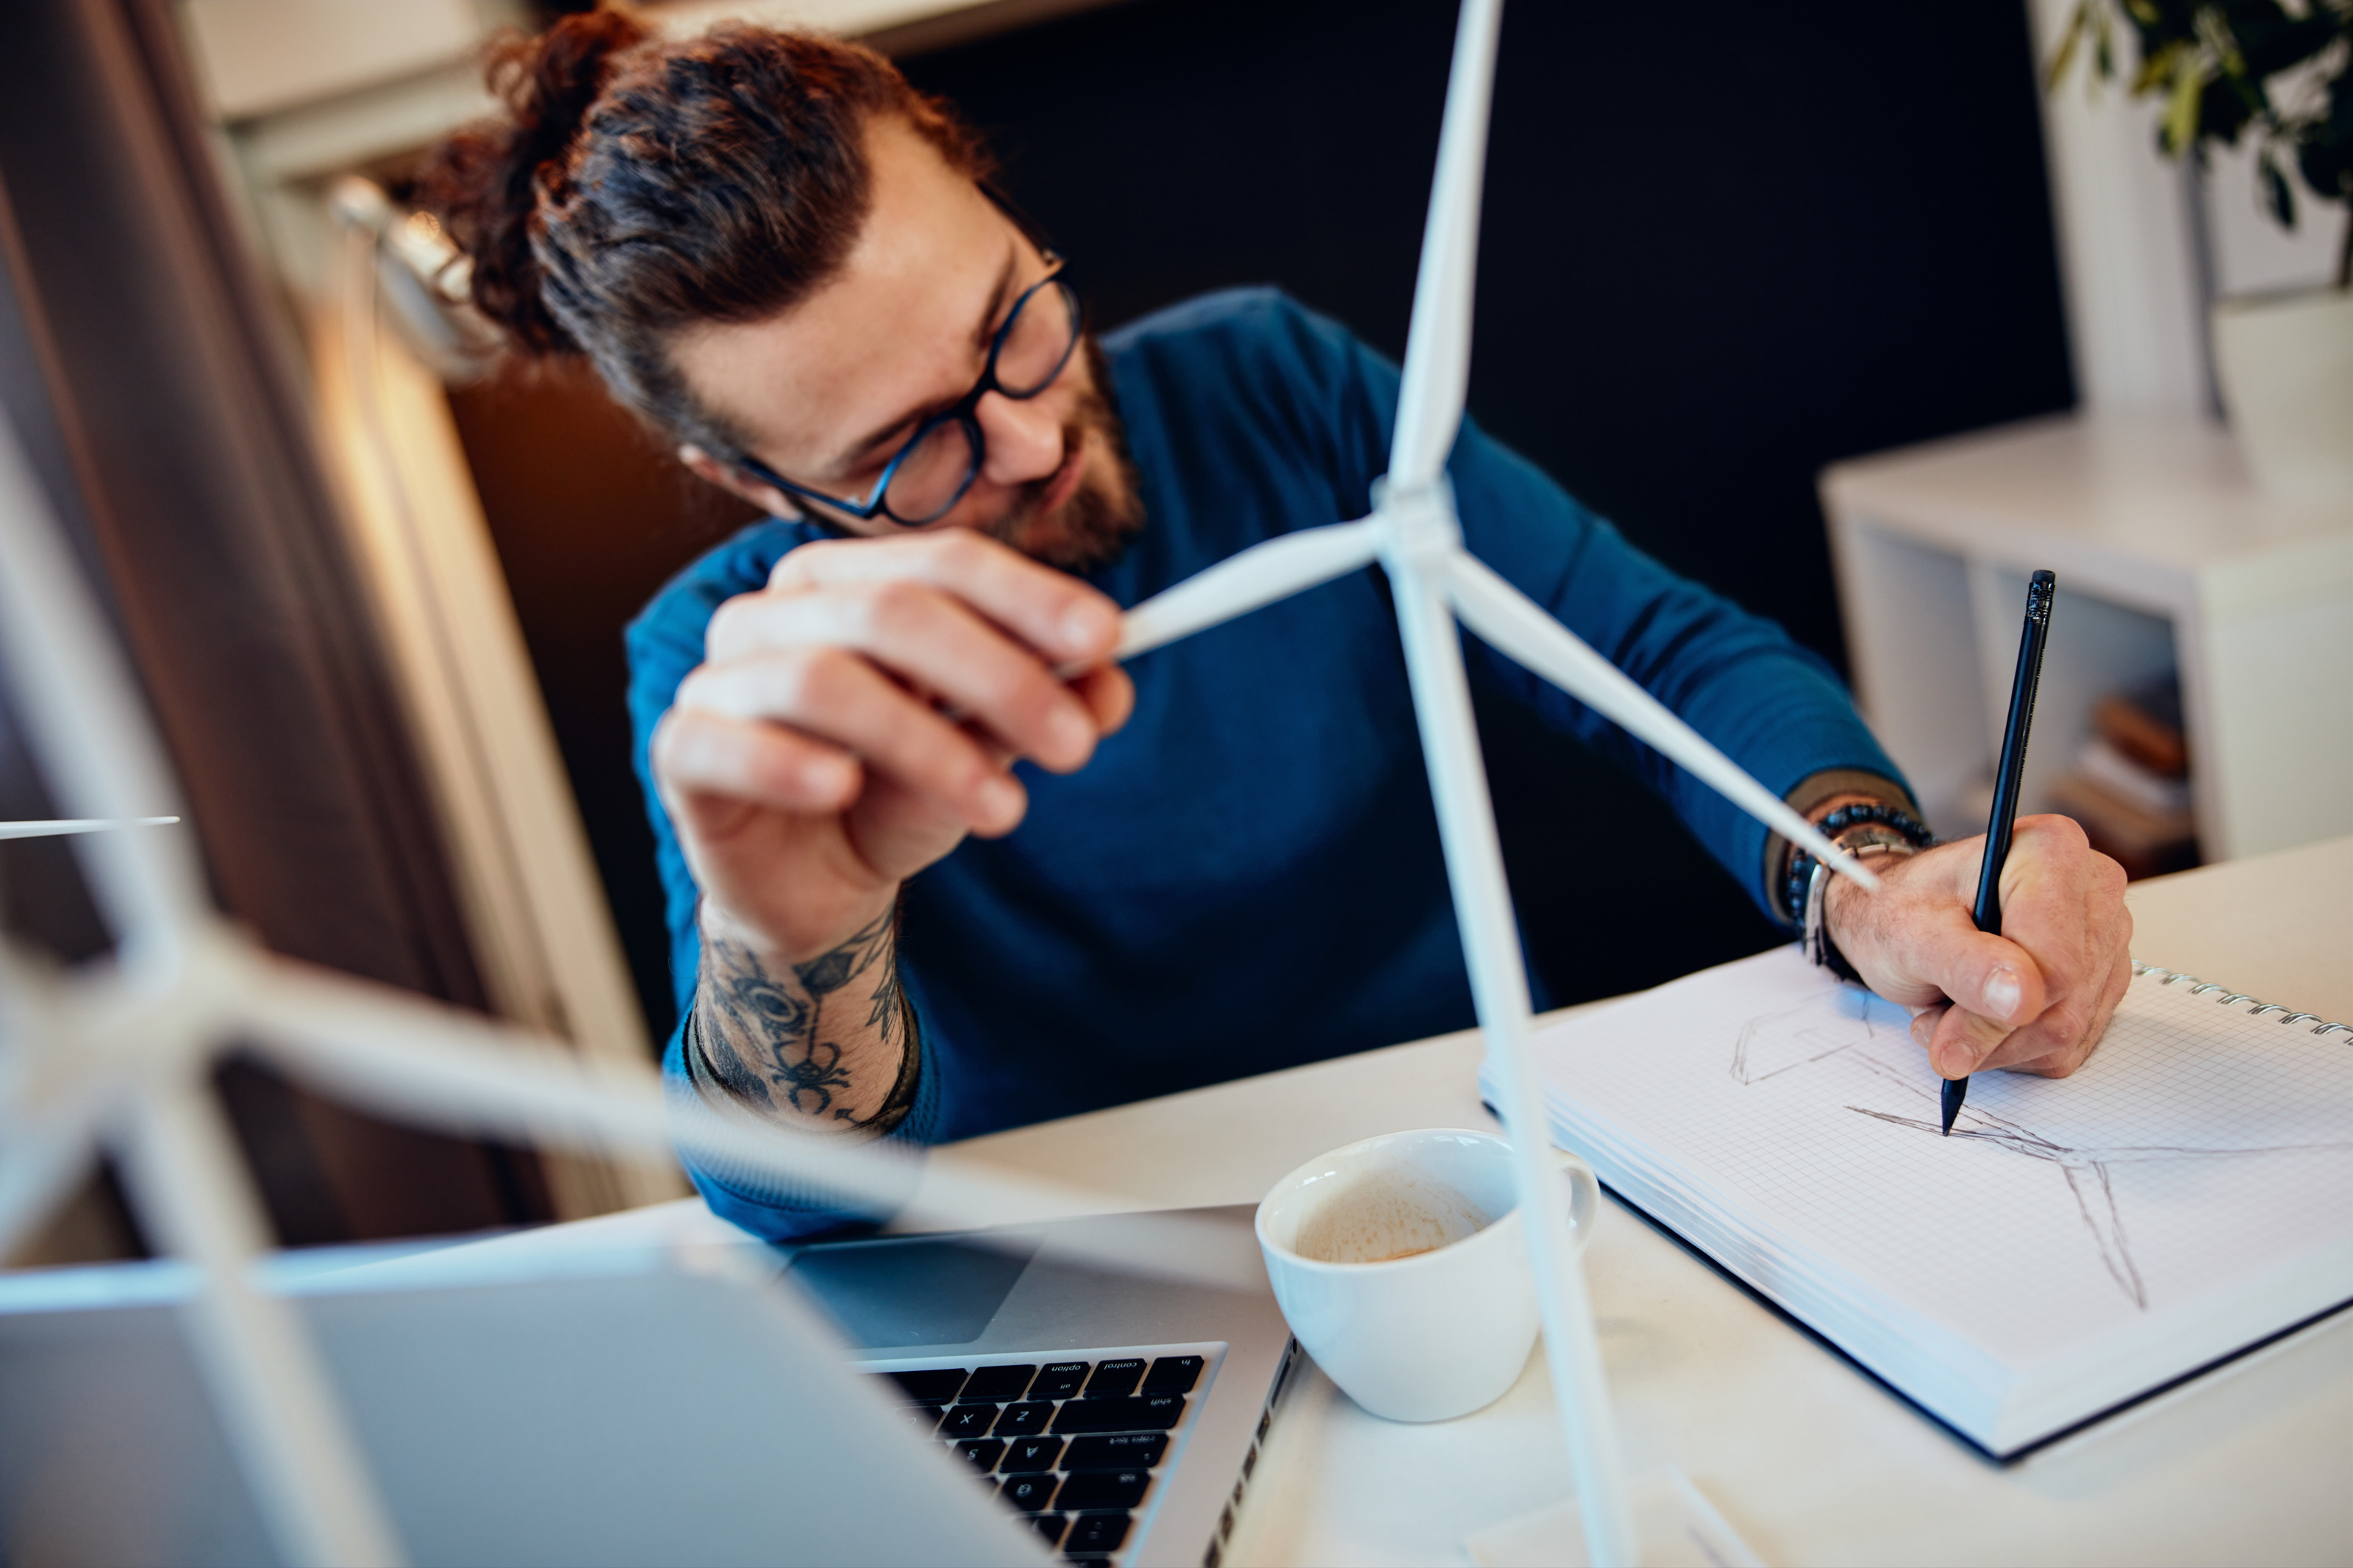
[{"x1": 973, "y1": 388, "x2": 1065, "y2": 487}]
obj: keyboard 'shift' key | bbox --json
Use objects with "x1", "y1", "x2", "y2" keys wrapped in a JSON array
[
  {"x1": 1063, "y1": 1433, "x2": 1167, "y2": 1470},
  {"x1": 1057, "y1": 1469, "x2": 1151, "y2": 1512},
  {"x1": 1140, "y1": 1355, "x2": 1204, "y2": 1394},
  {"x1": 1051, "y1": 1392, "x2": 1185, "y2": 1433},
  {"x1": 1082, "y1": 1358, "x2": 1146, "y2": 1398}
]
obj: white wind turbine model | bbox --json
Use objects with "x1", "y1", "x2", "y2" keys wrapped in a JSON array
[
  {"x1": 1085, "y1": 1, "x2": 1877, "y2": 1561},
  {"x1": 0, "y1": 424, "x2": 1260, "y2": 1560}
]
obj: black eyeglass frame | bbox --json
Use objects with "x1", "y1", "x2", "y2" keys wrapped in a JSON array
[{"x1": 733, "y1": 261, "x2": 1082, "y2": 528}]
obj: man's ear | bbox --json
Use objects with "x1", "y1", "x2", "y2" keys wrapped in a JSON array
[{"x1": 679, "y1": 443, "x2": 801, "y2": 519}]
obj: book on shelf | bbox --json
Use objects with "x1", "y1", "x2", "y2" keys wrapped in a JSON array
[{"x1": 1490, "y1": 948, "x2": 2352, "y2": 1456}]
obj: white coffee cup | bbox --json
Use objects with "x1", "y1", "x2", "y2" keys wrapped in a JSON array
[{"x1": 1254, "y1": 1128, "x2": 1599, "y2": 1423}]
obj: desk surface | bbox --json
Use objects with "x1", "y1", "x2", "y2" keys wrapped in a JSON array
[{"x1": 466, "y1": 840, "x2": 2353, "y2": 1567}]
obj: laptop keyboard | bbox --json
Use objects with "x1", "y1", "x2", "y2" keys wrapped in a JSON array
[{"x1": 871, "y1": 1351, "x2": 1210, "y2": 1563}]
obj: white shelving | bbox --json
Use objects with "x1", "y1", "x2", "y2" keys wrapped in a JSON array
[{"x1": 1821, "y1": 415, "x2": 2352, "y2": 862}]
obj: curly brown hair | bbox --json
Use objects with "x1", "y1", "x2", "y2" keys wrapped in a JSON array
[{"x1": 418, "y1": 9, "x2": 993, "y2": 461}]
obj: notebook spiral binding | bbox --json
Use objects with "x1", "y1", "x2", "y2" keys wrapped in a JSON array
[{"x1": 2131, "y1": 959, "x2": 2350, "y2": 1038}]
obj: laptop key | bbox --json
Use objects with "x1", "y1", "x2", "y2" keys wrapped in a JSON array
[
  {"x1": 887, "y1": 1368, "x2": 968, "y2": 1403},
  {"x1": 1028, "y1": 1513, "x2": 1068, "y2": 1548},
  {"x1": 999, "y1": 1436, "x2": 1064, "y2": 1473},
  {"x1": 1056, "y1": 1469, "x2": 1150, "y2": 1511},
  {"x1": 1082, "y1": 1358, "x2": 1146, "y2": 1398},
  {"x1": 1031, "y1": 1361, "x2": 1090, "y2": 1399},
  {"x1": 999, "y1": 1473, "x2": 1057, "y2": 1512},
  {"x1": 1141, "y1": 1354, "x2": 1204, "y2": 1394},
  {"x1": 949, "y1": 1438, "x2": 1004, "y2": 1472},
  {"x1": 1062, "y1": 1433, "x2": 1166, "y2": 1470},
  {"x1": 938, "y1": 1404, "x2": 1001, "y2": 1439},
  {"x1": 1065, "y1": 1512, "x2": 1133, "y2": 1554},
  {"x1": 1051, "y1": 1392, "x2": 1185, "y2": 1434},
  {"x1": 961, "y1": 1364, "x2": 1037, "y2": 1401},
  {"x1": 901, "y1": 1403, "x2": 946, "y2": 1433},
  {"x1": 995, "y1": 1398, "x2": 1056, "y2": 1436}
]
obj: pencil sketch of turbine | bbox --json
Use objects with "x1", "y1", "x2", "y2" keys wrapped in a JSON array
[
  {"x1": 0, "y1": 413, "x2": 1260, "y2": 1564},
  {"x1": 1080, "y1": 1, "x2": 1879, "y2": 1561}
]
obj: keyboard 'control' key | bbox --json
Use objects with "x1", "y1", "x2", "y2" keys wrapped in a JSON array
[
  {"x1": 949, "y1": 1438, "x2": 1004, "y2": 1472},
  {"x1": 1082, "y1": 1358, "x2": 1146, "y2": 1398},
  {"x1": 991, "y1": 1400, "x2": 1055, "y2": 1438},
  {"x1": 1065, "y1": 1512, "x2": 1133, "y2": 1554},
  {"x1": 886, "y1": 1368, "x2": 968, "y2": 1403},
  {"x1": 1141, "y1": 1355, "x2": 1205, "y2": 1394},
  {"x1": 999, "y1": 1436, "x2": 1064, "y2": 1473},
  {"x1": 1063, "y1": 1433, "x2": 1166, "y2": 1470},
  {"x1": 938, "y1": 1403, "x2": 1001, "y2": 1440},
  {"x1": 1052, "y1": 1392, "x2": 1185, "y2": 1434},
  {"x1": 960, "y1": 1364, "x2": 1037, "y2": 1402},
  {"x1": 999, "y1": 1473, "x2": 1057, "y2": 1512},
  {"x1": 1027, "y1": 1513, "x2": 1068, "y2": 1548},
  {"x1": 1030, "y1": 1361, "x2": 1089, "y2": 1399},
  {"x1": 1057, "y1": 1469, "x2": 1151, "y2": 1512}
]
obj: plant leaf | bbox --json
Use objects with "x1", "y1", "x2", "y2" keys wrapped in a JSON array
[
  {"x1": 2163, "y1": 48, "x2": 2205, "y2": 154},
  {"x1": 2259, "y1": 148, "x2": 2298, "y2": 227}
]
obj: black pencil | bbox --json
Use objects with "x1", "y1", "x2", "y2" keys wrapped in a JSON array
[{"x1": 1948, "y1": 570, "x2": 2056, "y2": 1135}]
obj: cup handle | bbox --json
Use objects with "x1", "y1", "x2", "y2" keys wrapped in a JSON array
[{"x1": 1554, "y1": 1149, "x2": 1601, "y2": 1259}]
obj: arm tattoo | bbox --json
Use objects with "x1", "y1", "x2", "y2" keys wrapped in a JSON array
[{"x1": 697, "y1": 907, "x2": 919, "y2": 1134}]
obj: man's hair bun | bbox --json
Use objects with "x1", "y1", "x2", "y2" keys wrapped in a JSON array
[{"x1": 420, "y1": 10, "x2": 651, "y2": 357}]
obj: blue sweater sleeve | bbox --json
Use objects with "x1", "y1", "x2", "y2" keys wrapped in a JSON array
[{"x1": 624, "y1": 522, "x2": 945, "y2": 1241}]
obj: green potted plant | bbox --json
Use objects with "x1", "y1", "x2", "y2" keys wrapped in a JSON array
[{"x1": 2049, "y1": 0, "x2": 2352, "y2": 497}]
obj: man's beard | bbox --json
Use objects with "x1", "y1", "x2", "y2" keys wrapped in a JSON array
[{"x1": 985, "y1": 335, "x2": 1145, "y2": 573}]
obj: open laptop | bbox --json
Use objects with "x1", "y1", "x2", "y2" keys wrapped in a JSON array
[{"x1": 0, "y1": 1205, "x2": 1298, "y2": 1567}]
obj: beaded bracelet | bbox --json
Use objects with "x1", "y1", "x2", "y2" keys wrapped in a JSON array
[{"x1": 1780, "y1": 801, "x2": 1935, "y2": 927}]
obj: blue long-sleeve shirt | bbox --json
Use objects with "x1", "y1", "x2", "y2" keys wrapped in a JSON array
[{"x1": 626, "y1": 288, "x2": 1903, "y2": 1238}]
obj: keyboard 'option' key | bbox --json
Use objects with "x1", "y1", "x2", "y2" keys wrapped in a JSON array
[
  {"x1": 1082, "y1": 1358, "x2": 1146, "y2": 1398},
  {"x1": 1063, "y1": 1433, "x2": 1166, "y2": 1470},
  {"x1": 998, "y1": 1436, "x2": 1063, "y2": 1473},
  {"x1": 886, "y1": 1368, "x2": 968, "y2": 1403},
  {"x1": 960, "y1": 1364, "x2": 1037, "y2": 1401},
  {"x1": 1029, "y1": 1361, "x2": 1089, "y2": 1399},
  {"x1": 999, "y1": 1473, "x2": 1057, "y2": 1513},
  {"x1": 1141, "y1": 1355, "x2": 1205, "y2": 1394},
  {"x1": 938, "y1": 1404, "x2": 1000, "y2": 1440},
  {"x1": 1056, "y1": 1469, "x2": 1151, "y2": 1512},
  {"x1": 1051, "y1": 1392, "x2": 1185, "y2": 1434},
  {"x1": 1065, "y1": 1512, "x2": 1133, "y2": 1554}
]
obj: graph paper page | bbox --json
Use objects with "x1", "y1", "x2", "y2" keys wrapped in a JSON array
[{"x1": 1524, "y1": 948, "x2": 2353, "y2": 1370}]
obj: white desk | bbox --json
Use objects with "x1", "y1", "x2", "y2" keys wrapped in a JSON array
[{"x1": 448, "y1": 838, "x2": 2353, "y2": 1566}]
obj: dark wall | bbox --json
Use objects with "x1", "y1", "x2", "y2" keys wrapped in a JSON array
[{"x1": 460, "y1": 0, "x2": 2075, "y2": 1035}]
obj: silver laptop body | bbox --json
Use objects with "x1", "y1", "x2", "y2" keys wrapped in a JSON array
[{"x1": 0, "y1": 1204, "x2": 1296, "y2": 1568}]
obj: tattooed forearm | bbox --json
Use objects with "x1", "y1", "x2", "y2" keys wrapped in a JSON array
[{"x1": 694, "y1": 906, "x2": 918, "y2": 1134}]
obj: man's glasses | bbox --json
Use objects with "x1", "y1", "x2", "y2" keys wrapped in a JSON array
[{"x1": 735, "y1": 262, "x2": 1083, "y2": 528}]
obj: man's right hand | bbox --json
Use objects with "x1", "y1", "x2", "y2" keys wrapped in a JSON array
[{"x1": 650, "y1": 529, "x2": 1133, "y2": 969}]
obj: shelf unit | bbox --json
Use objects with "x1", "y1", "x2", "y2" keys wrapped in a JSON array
[{"x1": 1821, "y1": 415, "x2": 2352, "y2": 862}]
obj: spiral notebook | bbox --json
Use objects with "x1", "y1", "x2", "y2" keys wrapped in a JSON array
[{"x1": 1483, "y1": 948, "x2": 2353, "y2": 1456}]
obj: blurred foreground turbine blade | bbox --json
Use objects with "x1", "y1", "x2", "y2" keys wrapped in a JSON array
[{"x1": 1104, "y1": 518, "x2": 1384, "y2": 668}]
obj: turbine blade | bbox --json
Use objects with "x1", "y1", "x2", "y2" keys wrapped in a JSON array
[
  {"x1": 1445, "y1": 554, "x2": 1881, "y2": 890},
  {"x1": 0, "y1": 817, "x2": 180, "y2": 840},
  {"x1": 1388, "y1": 0, "x2": 1506, "y2": 490},
  {"x1": 240, "y1": 956, "x2": 1262, "y2": 1292},
  {"x1": 1082, "y1": 518, "x2": 1384, "y2": 672}
]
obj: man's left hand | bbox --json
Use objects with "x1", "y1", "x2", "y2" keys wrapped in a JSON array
[{"x1": 1824, "y1": 815, "x2": 2133, "y2": 1081}]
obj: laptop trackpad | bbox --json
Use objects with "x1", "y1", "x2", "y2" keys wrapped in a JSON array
[{"x1": 787, "y1": 1233, "x2": 1040, "y2": 1348}]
